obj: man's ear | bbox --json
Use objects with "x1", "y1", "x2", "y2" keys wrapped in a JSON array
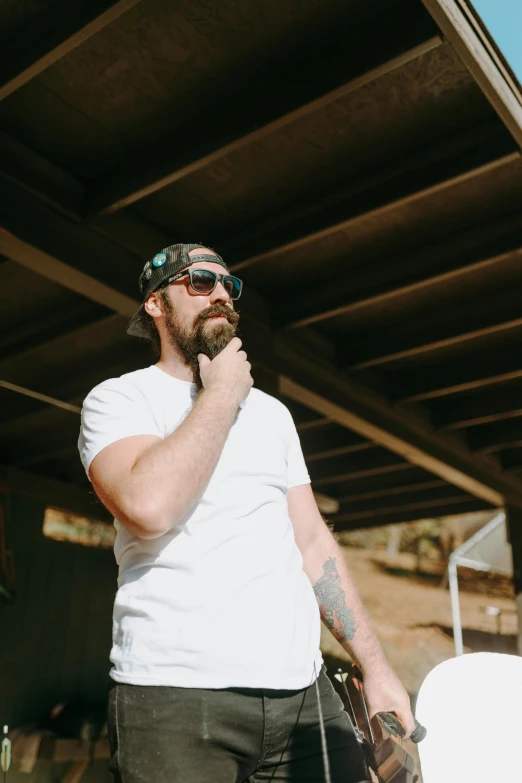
[{"x1": 144, "y1": 291, "x2": 164, "y2": 318}]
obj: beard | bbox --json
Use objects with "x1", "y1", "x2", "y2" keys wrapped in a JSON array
[{"x1": 163, "y1": 299, "x2": 240, "y2": 391}]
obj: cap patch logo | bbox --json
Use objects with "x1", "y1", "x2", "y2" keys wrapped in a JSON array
[{"x1": 152, "y1": 253, "x2": 167, "y2": 267}]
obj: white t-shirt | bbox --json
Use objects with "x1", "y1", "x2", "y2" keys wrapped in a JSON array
[{"x1": 78, "y1": 365, "x2": 323, "y2": 689}]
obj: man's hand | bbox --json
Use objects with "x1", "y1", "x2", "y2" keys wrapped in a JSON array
[
  {"x1": 363, "y1": 663, "x2": 415, "y2": 738},
  {"x1": 198, "y1": 337, "x2": 253, "y2": 408}
]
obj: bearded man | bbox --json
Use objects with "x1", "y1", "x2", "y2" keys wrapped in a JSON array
[{"x1": 78, "y1": 243, "x2": 414, "y2": 783}]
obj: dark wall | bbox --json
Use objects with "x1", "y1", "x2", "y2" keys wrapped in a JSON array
[{"x1": 0, "y1": 493, "x2": 117, "y2": 728}]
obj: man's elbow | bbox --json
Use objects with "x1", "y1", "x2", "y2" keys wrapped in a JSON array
[{"x1": 122, "y1": 498, "x2": 174, "y2": 540}]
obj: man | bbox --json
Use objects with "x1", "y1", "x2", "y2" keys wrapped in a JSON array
[{"x1": 78, "y1": 243, "x2": 414, "y2": 782}]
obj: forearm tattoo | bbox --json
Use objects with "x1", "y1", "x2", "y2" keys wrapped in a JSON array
[{"x1": 313, "y1": 557, "x2": 357, "y2": 642}]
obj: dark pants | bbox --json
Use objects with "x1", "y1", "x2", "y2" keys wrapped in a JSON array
[{"x1": 107, "y1": 670, "x2": 369, "y2": 782}]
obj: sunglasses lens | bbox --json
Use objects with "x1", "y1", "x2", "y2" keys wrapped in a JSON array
[
  {"x1": 224, "y1": 276, "x2": 242, "y2": 300},
  {"x1": 190, "y1": 269, "x2": 242, "y2": 299},
  {"x1": 191, "y1": 269, "x2": 216, "y2": 293}
]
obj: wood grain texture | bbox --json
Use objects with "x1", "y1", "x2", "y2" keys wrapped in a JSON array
[{"x1": 0, "y1": 0, "x2": 143, "y2": 100}]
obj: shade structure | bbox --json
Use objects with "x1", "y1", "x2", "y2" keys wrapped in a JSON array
[{"x1": 449, "y1": 512, "x2": 515, "y2": 656}]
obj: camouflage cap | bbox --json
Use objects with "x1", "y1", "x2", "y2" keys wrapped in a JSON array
[{"x1": 127, "y1": 243, "x2": 229, "y2": 339}]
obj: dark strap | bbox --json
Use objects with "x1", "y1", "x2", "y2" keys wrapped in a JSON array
[{"x1": 188, "y1": 254, "x2": 228, "y2": 269}]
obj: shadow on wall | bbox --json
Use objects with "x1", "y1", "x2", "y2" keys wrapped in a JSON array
[{"x1": 0, "y1": 494, "x2": 117, "y2": 729}]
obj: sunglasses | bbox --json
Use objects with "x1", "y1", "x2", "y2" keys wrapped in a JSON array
[{"x1": 166, "y1": 268, "x2": 243, "y2": 300}]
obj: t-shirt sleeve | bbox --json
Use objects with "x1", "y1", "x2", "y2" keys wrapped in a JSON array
[
  {"x1": 283, "y1": 406, "x2": 311, "y2": 489},
  {"x1": 78, "y1": 379, "x2": 162, "y2": 478}
]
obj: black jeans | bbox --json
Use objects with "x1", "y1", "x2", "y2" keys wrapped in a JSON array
[{"x1": 107, "y1": 670, "x2": 370, "y2": 782}]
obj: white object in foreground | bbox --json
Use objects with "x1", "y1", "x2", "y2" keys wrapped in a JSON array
[{"x1": 416, "y1": 652, "x2": 522, "y2": 783}]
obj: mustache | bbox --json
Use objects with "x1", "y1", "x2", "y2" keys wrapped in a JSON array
[{"x1": 195, "y1": 304, "x2": 240, "y2": 327}]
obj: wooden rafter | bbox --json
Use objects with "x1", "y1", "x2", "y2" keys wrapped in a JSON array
[
  {"x1": 86, "y1": 2, "x2": 441, "y2": 215},
  {"x1": 422, "y1": 0, "x2": 522, "y2": 149},
  {"x1": 228, "y1": 130, "x2": 518, "y2": 272},
  {"x1": 283, "y1": 222, "x2": 522, "y2": 329},
  {"x1": 4, "y1": 183, "x2": 522, "y2": 509},
  {"x1": 433, "y1": 389, "x2": 522, "y2": 431},
  {"x1": 394, "y1": 347, "x2": 522, "y2": 403},
  {"x1": 331, "y1": 498, "x2": 493, "y2": 529},
  {"x1": 0, "y1": 0, "x2": 143, "y2": 101}
]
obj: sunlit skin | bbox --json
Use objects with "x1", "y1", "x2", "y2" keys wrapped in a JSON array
[{"x1": 144, "y1": 247, "x2": 235, "y2": 383}]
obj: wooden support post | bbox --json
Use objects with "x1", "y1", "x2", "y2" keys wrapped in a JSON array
[{"x1": 505, "y1": 506, "x2": 522, "y2": 655}]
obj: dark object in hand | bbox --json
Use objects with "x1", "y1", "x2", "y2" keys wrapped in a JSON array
[
  {"x1": 376, "y1": 712, "x2": 427, "y2": 744},
  {"x1": 335, "y1": 665, "x2": 424, "y2": 783}
]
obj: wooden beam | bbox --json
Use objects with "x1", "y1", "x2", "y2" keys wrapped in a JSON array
[
  {"x1": 283, "y1": 231, "x2": 522, "y2": 330},
  {"x1": 0, "y1": 131, "x2": 173, "y2": 244},
  {"x1": 468, "y1": 419, "x2": 522, "y2": 453},
  {"x1": 505, "y1": 506, "x2": 522, "y2": 655},
  {"x1": 433, "y1": 389, "x2": 522, "y2": 430},
  {"x1": 331, "y1": 498, "x2": 493, "y2": 529},
  {"x1": 4, "y1": 199, "x2": 522, "y2": 511},
  {"x1": 335, "y1": 486, "x2": 479, "y2": 521},
  {"x1": 0, "y1": 131, "x2": 84, "y2": 218},
  {"x1": 0, "y1": 381, "x2": 81, "y2": 415},
  {"x1": 0, "y1": 230, "x2": 138, "y2": 316},
  {"x1": 229, "y1": 129, "x2": 518, "y2": 272},
  {"x1": 312, "y1": 460, "x2": 413, "y2": 488},
  {"x1": 345, "y1": 289, "x2": 522, "y2": 370},
  {"x1": 0, "y1": 466, "x2": 109, "y2": 521},
  {"x1": 317, "y1": 467, "x2": 432, "y2": 500},
  {"x1": 0, "y1": 298, "x2": 107, "y2": 360},
  {"x1": 281, "y1": 397, "x2": 328, "y2": 428},
  {"x1": 1, "y1": 408, "x2": 82, "y2": 463},
  {"x1": 0, "y1": 0, "x2": 143, "y2": 101},
  {"x1": 0, "y1": 178, "x2": 141, "y2": 314},
  {"x1": 89, "y1": 211, "x2": 173, "y2": 261},
  {"x1": 336, "y1": 478, "x2": 446, "y2": 504},
  {"x1": 300, "y1": 426, "x2": 372, "y2": 461},
  {"x1": 421, "y1": 0, "x2": 522, "y2": 149},
  {"x1": 86, "y1": 2, "x2": 441, "y2": 214},
  {"x1": 277, "y1": 376, "x2": 522, "y2": 507},
  {"x1": 306, "y1": 442, "x2": 375, "y2": 463},
  {"x1": 0, "y1": 319, "x2": 147, "y2": 428},
  {"x1": 309, "y1": 449, "x2": 403, "y2": 483},
  {"x1": 297, "y1": 417, "x2": 331, "y2": 433},
  {"x1": 394, "y1": 346, "x2": 522, "y2": 403},
  {"x1": 0, "y1": 175, "x2": 271, "y2": 330}
]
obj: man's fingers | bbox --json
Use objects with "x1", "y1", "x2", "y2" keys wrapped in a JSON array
[
  {"x1": 225, "y1": 336, "x2": 242, "y2": 351},
  {"x1": 395, "y1": 708, "x2": 416, "y2": 739},
  {"x1": 372, "y1": 707, "x2": 416, "y2": 739},
  {"x1": 198, "y1": 353, "x2": 210, "y2": 367}
]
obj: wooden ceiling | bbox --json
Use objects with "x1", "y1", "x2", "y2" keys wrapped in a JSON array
[{"x1": 2, "y1": 0, "x2": 522, "y2": 529}]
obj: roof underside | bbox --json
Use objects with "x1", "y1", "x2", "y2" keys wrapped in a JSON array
[{"x1": 2, "y1": 0, "x2": 522, "y2": 528}]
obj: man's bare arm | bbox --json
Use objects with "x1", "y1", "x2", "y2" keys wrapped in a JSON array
[
  {"x1": 294, "y1": 502, "x2": 387, "y2": 674},
  {"x1": 90, "y1": 338, "x2": 252, "y2": 539},
  {"x1": 288, "y1": 483, "x2": 415, "y2": 734}
]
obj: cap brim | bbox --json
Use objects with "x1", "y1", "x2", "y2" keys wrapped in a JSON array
[{"x1": 126, "y1": 304, "x2": 152, "y2": 339}]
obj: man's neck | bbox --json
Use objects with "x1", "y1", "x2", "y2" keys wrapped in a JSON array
[{"x1": 155, "y1": 348, "x2": 194, "y2": 383}]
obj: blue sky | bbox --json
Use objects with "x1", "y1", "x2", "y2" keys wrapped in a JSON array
[{"x1": 472, "y1": 0, "x2": 522, "y2": 83}]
